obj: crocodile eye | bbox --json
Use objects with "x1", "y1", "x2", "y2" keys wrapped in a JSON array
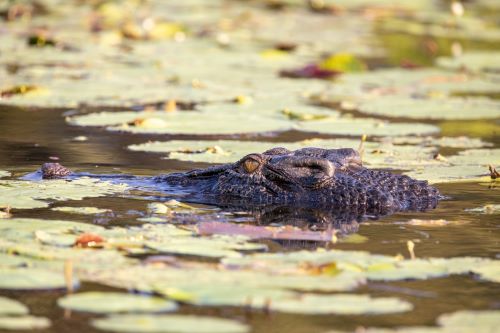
[{"x1": 243, "y1": 159, "x2": 260, "y2": 173}]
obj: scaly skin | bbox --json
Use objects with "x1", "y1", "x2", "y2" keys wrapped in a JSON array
[
  {"x1": 154, "y1": 147, "x2": 440, "y2": 215},
  {"x1": 40, "y1": 147, "x2": 439, "y2": 216}
]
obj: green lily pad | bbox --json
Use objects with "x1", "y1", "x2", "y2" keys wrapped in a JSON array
[
  {"x1": 0, "y1": 218, "x2": 104, "y2": 243},
  {"x1": 0, "y1": 297, "x2": 29, "y2": 315},
  {"x1": 35, "y1": 230, "x2": 77, "y2": 247},
  {"x1": 0, "y1": 254, "x2": 32, "y2": 268},
  {"x1": 91, "y1": 314, "x2": 249, "y2": 333},
  {"x1": 357, "y1": 96, "x2": 500, "y2": 120},
  {"x1": 58, "y1": 292, "x2": 178, "y2": 314},
  {"x1": 437, "y1": 310, "x2": 500, "y2": 332},
  {"x1": 403, "y1": 165, "x2": 490, "y2": 184},
  {"x1": 0, "y1": 316, "x2": 51, "y2": 330},
  {"x1": 145, "y1": 235, "x2": 266, "y2": 259},
  {"x1": 298, "y1": 117, "x2": 439, "y2": 136},
  {"x1": 379, "y1": 13, "x2": 500, "y2": 42},
  {"x1": 0, "y1": 177, "x2": 129, "y2": 209},
  {"x1": 269, "y1": 293, "x2": 412, "y2": 315},
  {"x1": 314, "y1": 69, "x2": 500, "y2": 103},
  {"x1": 437, "y1": 52, "x2": 500, "y2": 74},
  {"x1": 68, "y1": 109, "x2": 291, "y2": 135},
  {"x1": 51, "y1": 206, "x2": 112, "y2": 215},
  {"x1": 447, "y1": 149, "x2": 500, "y2": 166},
  {"x1": 385, "y1": 136, "x2": 492, "y2": 148},
  {"x1": 0, "y1": 267, "x2": 78, "y2": 290}
]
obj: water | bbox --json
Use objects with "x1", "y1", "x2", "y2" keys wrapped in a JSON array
[{"x1": 0, "y1": 98, "x2": 499, "y2": 332}]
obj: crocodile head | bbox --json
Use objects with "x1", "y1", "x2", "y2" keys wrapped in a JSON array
[{"x1": 159, "y1": 147, "x2": 440, "y2": 215}]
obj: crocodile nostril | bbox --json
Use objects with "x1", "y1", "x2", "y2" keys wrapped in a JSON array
[{"x1": 290, "y1": 158, "x2": 335, "y2": 178}]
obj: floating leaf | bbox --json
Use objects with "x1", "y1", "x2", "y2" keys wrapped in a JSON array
[
  {"x1": 269, "y1": 294, "x2": 412, "y2": 315},
  {"x1": 0, "y1": 268, "x2": 79, "y2": 290},
  {"x1": 385, "y1": 136, "x2": 492, "y2": 148},
  {"x1": 0, "y1": 316, "x2": 51, "y2": 330},
  {"x1": 0, "y1": 85, "x2": 42, "y2": 97},
  {"x1": 465, "y1": 204, "x2": 500, "y2": 214},
  {"x1": 298, "y1": 117, "x2": 439, "y2": 136},
  {"x1": 75, "y1": 233, "x2": 105, "y2": 248},
  {"x1": 0, "y1": 170, "x2": 10, "y2": 178},
  {"x1": 91, "y1": 314, "x2": 249, "y2": 333},
  {"x1": 145, "y1": 235, "x2": 266, "y2": 259},
  {"x1": 0, "y1": 297, "x2": 29, "y2": 315},
  {"x1": 146, "y1": 203, "x2": 170, "y2": 215},
  {"x1": 399, "y1": 219, "x2": 467, "y2": 227},
  {"x1": 318, "y1": 53, "x2": 366, "y2": 73},
  {"x1": 437, "y1": 52, "x2": 500, "y2": 74},
  {"x1": 280, "y1": 64, "x2": 339, "y2": 79},
  {"x1": 51, "y1": 206, "x2": 112, "y2": 215},
  {"x1": 58, "y1": 292, "x2": 177, "y2": 314},
  {"x1": 380, "y1": 13, "x2": 500, "y2": 42},
  {"x1": 35, "y1": 230, "x2": 76, "y2": 247},
  {"x1": 68, "y1": 109, "x2": 291, "y2": 135},
  {"x1": 357, "y1": 96, "x2": 500, "y2": 120},
  {"x1": 0, "y1": 178, "x2": 129, "y2": 209},
  {"x1": 403, "y1": 165, "x2": 490, "y2": 184},
  {"x1": 447, "y1": 149, "x2": 500, "y2": 166},
  {"x1": 437, "y1": 310, "x2": 500, "y2": 332}
]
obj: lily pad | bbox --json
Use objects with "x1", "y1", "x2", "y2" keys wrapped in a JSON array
[
  {"x1": 403, "y1": 165, "x2": 490, "y2": 184},
  {"x1": 268, "y1": 294, "x2": 413, "y2": 315},
  {"x1": 380, "y1": 13, "x2": 500, "y2": 42},
  {"x1": 91, "y1": 314, "x2": 249, "y2": 333},
  {"x1": 0, "y1": 267, "x2": 79, "y2": 290},
  {"x1": 0, "y1": 170, "x2": 10, "y2": 178},
  {"x1": 68, "y1": 109, "x2": 291, "y2": 135},
  {"x1": 357, "y1": 96, "x2": 500, "y2": 120},
  {"x1": 0, "y1": 316, "x2": 51, "y2": 330},
  {"x1": 51, "y1": 206, "x2": 112, "y2": 215},
  {"x1": 298, "y1": 117, "x2": 439, "y2": 136},
  {"x1": 437, "y1": 310, "x2": 500, "y2": 332},
  {"x1": 58, "y1": 292, "x2": 178, "y2": 314},
  {"x1": 0, "y1": 177, "x2": 128, "y2": 209},
  {"x1": 465, "y1": 204, "x2": 500, "y2": 214},
  {"x1": 385, "y1": 136, "x2": 492, "y2": 149},
  {"x1": 0, "y1": 297, "x2": 29, "y2": 315},
  {"x1": 145, "y1": 235, "x2": 266, "y2": 259},
  {"x1": 447, "y1": 148, "x2": 500, "y2": 166},
  {"x1": 437, "y1": 52, "x2": 500, "y2": 74}
]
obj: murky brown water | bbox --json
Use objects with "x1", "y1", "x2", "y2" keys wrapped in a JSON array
[{"x1": 0, "y1": 94, "x2": 499, "y2": 333}]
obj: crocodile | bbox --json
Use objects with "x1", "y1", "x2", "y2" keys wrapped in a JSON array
[{"x1": 41, "y1": 147, "x2": 440, "y2": 216}]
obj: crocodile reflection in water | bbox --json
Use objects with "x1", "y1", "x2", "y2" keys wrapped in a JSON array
[{"x1": 39, "y1": 147, "x2": 441, "y2": 231}]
